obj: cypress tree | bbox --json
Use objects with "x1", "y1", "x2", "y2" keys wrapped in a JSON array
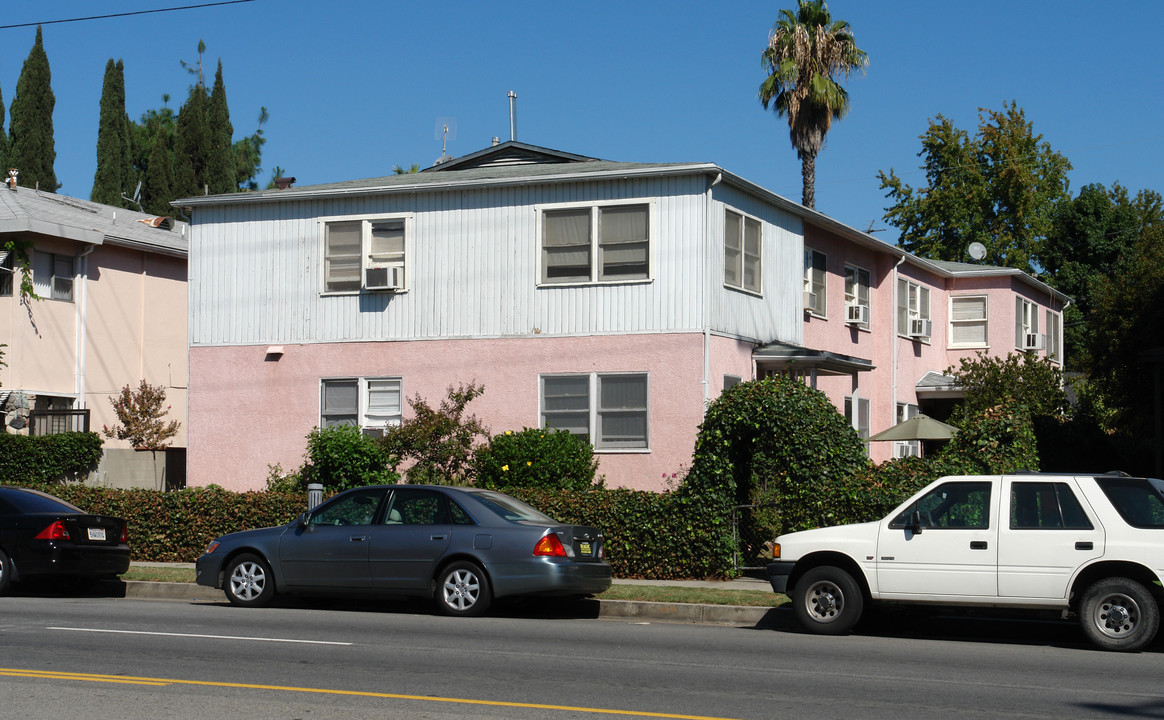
[
  {"x1": 206, "y1": 61, "x2": 235, "y2": 194},
  {"x1": 141, "y1": 131, "x2": 175, "y2": 217},
  {"x1": 0, "y1": 83, "x2": 7, "y2": 171},
  {"x1": 8, "y1": 26, "x2": 58, "y2": 192},
  {"x1": 92, "y1": 59, "x2": 133, "y2": 206},
  {"x1": 173, "y1": 82, "x2": 209, "y2": 198}
]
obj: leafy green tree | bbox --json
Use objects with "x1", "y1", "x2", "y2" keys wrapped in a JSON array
[
  {"x1": 0, "y1": 81, "x2": 8, "y2": 169},
  {"x1": 91, "y1": 59, "x2": 134, "y2": 207},
  {"x1": 233, "y1": 107, "x2": 268, "y2": 191},
  {"x1": 173, "y1": 79, "x2": 210, "y2": 199},
  {"x1": 8, "y1": 26, "x2": 58, "y2": 192},
  {"x1": 1038, "y1": 184, "x2": 1140, "y2": 368},
  {"x1": 206, "y1": 61, "x2": 235, "y2": 195},
  {"x1": 141, "y1": 129, "x2": 175, "y2": 217},
  {"x1": 101, "y1": 381, "x2": 181, "y2": 449},
  {"x1": 759, "y1": 0, "x2": 867, "y2": 209},
  {"x1": 945, "y1": 351, "x2": 1068, "y2": 424},
  {"x1": 393, "y1": 163, "x2": 420, "y2": 174},
  {"x1": 380, "y1": 383, "x2": 489, "y2": 485},
  {"x1": 879, "y1": 102, "x2": 1072, "y2": 271}
]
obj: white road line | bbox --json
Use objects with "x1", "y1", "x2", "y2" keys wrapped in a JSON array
[{"x1": 46, "y1": 627, "x2": 352, "y2": 646}]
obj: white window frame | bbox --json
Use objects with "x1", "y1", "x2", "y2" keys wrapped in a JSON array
[
  {"x1": 320, "y1": 213, "x2": 412, "y2": 294},
  {"x1": 844, "y1": 395, "x2": 871, "y2": 453},
  {"x1": 949, "y1": 295, "x2": 989, "y2": 349},
  {"x1": 803, "y1": 248, "x2": 826, "y2": 316},
  {"x1": 1016, "y1": 297, "x2": 1041, "y2": 351},
  {"x1": 1046, "y1": 309, "x2": 1063, "y2": 364},
  {"x1": 319, "y1": 377, "x2": 403, "y2": 433},
  {"x1": 537, "y1": 200, "x2": 654, "y2": 286},
  {"x1": 724, "y1": 208, "x2": 762, "y2": 294},
  {"x1": 894, "y1": 402, "x2": 921, "y2": 458},
  {"x1": 539, "y1": 372, "x2": 649, "y2": 451},
  {"x1": 0, "y1": 249, "x2": 13, "y2": 297},
  {"x1": 32, "y1": 251, "x2": 74, "y2": 302},
  {"x1": 897, "y1": 278, "x2": 931, "y2": 340},
  {"x1": 844, "y1": 264, "x2": 871, "y2": 329}
]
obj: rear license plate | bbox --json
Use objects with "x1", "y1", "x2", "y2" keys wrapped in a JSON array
[
  {"x1": 87, "y1": 528, "x2": 107, "y2": 541},
  {"x1": 578, "y1": 542, "x2": 591, "y2": 556}
]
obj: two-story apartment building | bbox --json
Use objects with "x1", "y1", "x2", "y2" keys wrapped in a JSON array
[
  {"x1": 178, "y1": 142, "x2": 1066, "y2": 492},
  {"x1": 0, "y1": 178, "x2": 189, "y2": 486}
]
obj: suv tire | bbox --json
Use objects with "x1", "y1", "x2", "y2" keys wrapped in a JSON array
[
  {"x1": 793, "y1": 565, "x2": 864, "y2": 635},
  {"x1": 1079, "y1": 577, "x2": 1160, "y2": 652}
]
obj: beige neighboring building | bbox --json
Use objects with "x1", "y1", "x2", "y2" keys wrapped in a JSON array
[{"x1": 0, "y1": 180, "x2": 188, "y2": 488}]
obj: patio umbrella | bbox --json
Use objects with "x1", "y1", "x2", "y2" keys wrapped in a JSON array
[{"x1": 867, "y1": 414, "x2": 958, "y2": 442}]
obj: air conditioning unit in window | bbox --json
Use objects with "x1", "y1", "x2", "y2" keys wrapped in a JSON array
[
  {"x1": 908, "y1": 318, "x2": 932, "y2": 338},
  {"x1": 1023, "y1": 332, "x2": 1046, "y2": 351},
  {"x1": 364, "y1": 266, "x2": 401, "y2": 291},
  {"x1": 845, "y1": 303, "x2": 869, "y2": 325},
  {"x1": 804, "y1": 291, "x2": 819, "y2": 313},
  {"x1": 361, "y1": 427, "x2": 386, "y2": 439}
]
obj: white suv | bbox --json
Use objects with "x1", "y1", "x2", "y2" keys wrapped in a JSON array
[{"x1": 766, "y1": 472, "x2": 1164, "y2": 651}]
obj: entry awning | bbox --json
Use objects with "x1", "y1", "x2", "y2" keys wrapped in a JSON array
[{"x1": 752, "y1": 341, "x2": 874, "y2": 376}]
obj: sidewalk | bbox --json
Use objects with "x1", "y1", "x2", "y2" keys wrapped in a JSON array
[{"x1": 123, "y1": 563, "x2": 781, "y2": 626}]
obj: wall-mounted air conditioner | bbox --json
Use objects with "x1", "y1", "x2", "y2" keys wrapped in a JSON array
[
  {"x1": 845, "y1": 303, "x2": 869, "y2": 325},
  {"x1": 909, "y1": 318, "x2": 932, "y2": 338},
  {"x1": 364, "y1": 266, "x2": 401, "y2": 291},
  {"x1": 361, "y1": 426, "x2": 386, "y2": 439},
  {"x1": 804, "y1": 291, "x2": 819, "y2": 313},
  {"x1": 1023, "y1": 332, "x2": 1045, "y2": 351}
]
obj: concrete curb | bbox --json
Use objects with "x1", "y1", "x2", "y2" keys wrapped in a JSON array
[{"x1": 121, "y1": 581, "x2": 781, "y2": 627}]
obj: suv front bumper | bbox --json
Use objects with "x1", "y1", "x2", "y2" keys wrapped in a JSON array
[{"x1": 766, "y1": 561, "x2": 795, "y2": 594}]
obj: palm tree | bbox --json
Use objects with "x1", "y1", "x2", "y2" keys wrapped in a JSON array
[{"x1": 759, "y1": 0, "x2": 867, "y2": 209}]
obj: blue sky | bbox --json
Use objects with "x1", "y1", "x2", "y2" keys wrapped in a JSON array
[{"x1": 2, "y1": 1, "x2": 1161, "y2": 245}]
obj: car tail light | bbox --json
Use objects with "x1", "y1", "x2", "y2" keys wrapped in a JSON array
[
  {"x1": 120, "y1": 524, "x2": 128, "y2": 543},
  {"x1": 534, "y1": 533, "x2": 568, "y2": 557},
  {"x1": 35, "y1": 521, "x2": 70, "y2": 540}
]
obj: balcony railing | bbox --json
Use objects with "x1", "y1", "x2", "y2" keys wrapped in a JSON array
[{"x1": 28, "y1": 409, "x2": 91, "y2": 436}]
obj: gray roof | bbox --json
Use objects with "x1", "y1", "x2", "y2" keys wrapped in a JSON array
[{"x1": 0, "y1": 184, "x2": 188, "y2": 258}]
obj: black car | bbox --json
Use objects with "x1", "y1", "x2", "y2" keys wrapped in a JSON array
[
  {"x1": 0, "y1": 486, "x2": 131, "y2": 594},
  {"x1": 196, "y1": 485, "x2": 612, "y2": 616}
]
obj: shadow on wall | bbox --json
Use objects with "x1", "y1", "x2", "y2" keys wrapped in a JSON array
[{"x1": 89, "y1": 448, "x2": 186, "y2": 490}]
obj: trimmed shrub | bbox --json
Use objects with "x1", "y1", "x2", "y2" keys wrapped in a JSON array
[
  {"x1": 473, "y1": 428, "x2": 600, "y2": 491},
  {"x1": 301, "y1": 425, "x2": 399, "y2": 491},
  {"x1": 0, "y1": 431, "x2": 103, "y2": 484}
]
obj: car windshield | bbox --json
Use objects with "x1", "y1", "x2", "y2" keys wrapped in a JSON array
[
  {"x1": 1095, "y1": 476, "x2": 1164, "y2": 528},
  {"x1": 467, "y1": 490, "x2": 557, "y2": 524},
  {"x1": 0, "y1": 488, "x2": 83, "y2": 514}
]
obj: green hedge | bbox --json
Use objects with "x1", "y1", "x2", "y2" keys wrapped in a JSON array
[{"x1": 0, "y1": 432, "x2": 103, "y2": 484}]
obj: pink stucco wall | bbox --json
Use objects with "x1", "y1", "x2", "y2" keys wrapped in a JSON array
[{"x1": 189, "y1": 332, "x2": 730, "y2": 492}]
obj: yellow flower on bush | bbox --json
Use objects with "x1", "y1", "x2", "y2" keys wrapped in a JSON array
[
  {"x1": 502, "y1": 464, "x2": 509, "y2": 471},
  {"x1": 526, "y1": 461, "x2": 532, "y2": 466},
  {"x1": 505, "y1": 430, "x2": 512, "y2": 435}
]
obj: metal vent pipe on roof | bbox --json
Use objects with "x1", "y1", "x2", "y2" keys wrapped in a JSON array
[{"x1": 508, "y1": 91, "x2": 517, "y2": 141}]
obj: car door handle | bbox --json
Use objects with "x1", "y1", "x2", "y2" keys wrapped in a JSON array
[
  {"x1": 1076, "y1": 541, "x2": 1094, "y2": 550},
  {"x1": 430, "y1": 535, "x2": 447, "y2": 541},
  {"x1": 349, "y1": 535, "x2": 368, "y2": 542},
  {"x1": 969, "y1": 541, "x2": 988, "y2": 550}
]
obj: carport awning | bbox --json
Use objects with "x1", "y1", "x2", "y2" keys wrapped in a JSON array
[{"x1": 752, "y1": 342, "x2": 874, "y2": 376}]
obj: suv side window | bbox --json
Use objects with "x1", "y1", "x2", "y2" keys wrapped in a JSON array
[
  {"x1": 890, "y1": 481, "x2": 992, "y2": 529},
  {"x1": 1011, "y1": 482, "x2": 1093, "y2": 529},
  {"x1": 1095, "y1": 477, "x2": 1164, "y2": 528}
]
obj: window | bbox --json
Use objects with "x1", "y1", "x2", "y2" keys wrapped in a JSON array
[
  {"x1": 891, "y1": 481, "x2": 992, "y2": 529},
  {"x1": 724, "y1": 209, "x2": 762, "y2": 293},
  {"x1": 309, "y1": 488, "x2": 387, "y2": 527},
  {"x1": 844, "y1": 265, "x2": 870, "y2": 328},
  {"x1": 320, "y1": 377, "x2": 402, "y2": 432},
  {"x1": 1010, "y1": 482, "x2": 1093, "y2": 529},
  {"x1": 803, "y1": 248, "x2": 826, "y2": 314},
  {"x1": 897, "y1": 279, "x2": 931, "y2": 339},
  {"x1": 1046, "y1": 310, "x2": 1062, "y2": 363},
  {"x1": 323, "y1": 216, "x2": 408, "y2": 293},
  {"x1": 0, "y1": 249, "x2": 13, "y2": 296},
  {"x1": 541, "y1": 203, "x2": 650, "y2": 284},
  {"x1": 894, "y1": 403, "x2": 920, "y2": 458},
  {"x1": 540, "y1": 372, "x2": 649, "y2": 450},
  {"x1": 1095, "y1": 476, "x2": 1164, "y2": 529},
  {"x1": 32, "y1": 251, "x2": 74, "y2": 301},
  {"x1": 844, "y1": 395, "x2": 870, "y2": 446},
  {"x1": 1016, "y1": 298, "x2": 1041, "y2": 351},
  {"x1": 384, "y1": 489, "x2": 448, "y2": 525},
  {"x1": 950, "y1": 295, "x2": 988, "y2": 347},
  {"x1": 723, "y1": 375, "x2": 742, "y2": 391}
]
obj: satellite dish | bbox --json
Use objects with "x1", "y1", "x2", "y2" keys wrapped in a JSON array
[{"x1": 968, "y1": 242, "x2": 987, "y2": 261}]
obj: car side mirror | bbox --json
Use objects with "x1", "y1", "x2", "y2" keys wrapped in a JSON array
[
  {"x1": 909, "y1": 510, "x2": 924, "y2": 535},
  {"x1": 296, "y1": 512, "x2": 309, "y2": 529}
]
